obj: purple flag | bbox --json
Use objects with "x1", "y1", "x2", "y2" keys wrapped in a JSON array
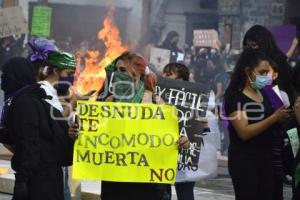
[
  {"x1": 268, "y1": 25, "x2": 297, "y2": 54},
  {"x1": 263, "y1": 85, "x2": 284, "y2": 110}
]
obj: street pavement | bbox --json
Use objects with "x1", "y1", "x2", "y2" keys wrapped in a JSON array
[
  {"x1": 0, "y1": 193, "x2": 11, "y2": 200},
  {"x1": 0, "y1": 147, "x2": 293, "y2": 200},
  {"x1": 0, "y1": 177, "x2": 293, "y2": 200}
]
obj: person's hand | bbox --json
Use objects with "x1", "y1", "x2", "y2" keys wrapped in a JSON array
[
  {"x1": 177, "y1": 136, "x2": 190, "y2": 149},
  {"x1": 12, "y1": 182, "x2": 28, "y2": 200},
  {"x1": 69, "y1": 88, "x2": 97, "y2": 108},
  {"x1": 69, "y1": 123, "x2": 79, "y2": 140},
  {"x1": 271, "y1": 107, "x2": 291, "y2": 123}
]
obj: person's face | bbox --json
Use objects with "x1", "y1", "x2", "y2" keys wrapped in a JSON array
[
  {"x1": 246, "y1": 40, "x2": 259, "y2": 49},
  {"x1": 163, "y1": 70, "x2": 179, "y2": 80},
  {"x1": 247, "y1": 60, "x2": 270, "y2": 82},
  {"x1": 116, "y1": 60, "x2": 129, "y2": 74},
  {"x1": 59, "y1": 69, "x2": 75, "y2": 78}
]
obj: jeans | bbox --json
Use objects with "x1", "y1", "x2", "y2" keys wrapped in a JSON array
[
  {"x1": 63, "y1": 167, "x2": 71, "y2": 200},
  {"x1": 175, "y1": 182, "x2": 195, "y2": 200}
]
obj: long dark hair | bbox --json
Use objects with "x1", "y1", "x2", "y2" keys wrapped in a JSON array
[
  {"x1": 224, "y1": 49, "x2": 269, "y2": 98},
  {"x1": 243, "y1": 25, "x2": 285, "y2": 59},
  {"x1": 161, "y1": 31, "x2": 179, "y2": 47},
  {"x1": 163, "y1": 63, "x2": 190, "y2": 81}
]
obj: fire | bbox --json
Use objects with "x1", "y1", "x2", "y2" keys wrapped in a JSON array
[{"x1": 74, "y1": 8, "x2": 128, "y2": 97}]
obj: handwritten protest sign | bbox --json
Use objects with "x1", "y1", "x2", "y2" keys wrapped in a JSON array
[
  {"x1": 193, "y1": 29, "x2": 218, "y2": 48},
  {"x1": 150, "y1": 47, "x2": 171, "y2": 73},
  {"x1": 72, "y1": 101, "x2": 179, "y2": 184},
  {"x1": 31, "y1": 6, "x2": 52, "y2": 37},
  {"x1": 0, "y1": 6, "x2": 28, "y2": 38},
  {"x1": 156, "y1": 77, "x2": 215, "y2": 182}
]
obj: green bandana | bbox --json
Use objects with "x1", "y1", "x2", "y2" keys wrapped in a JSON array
[
  {"x1": 112, "y1": 71, "x2": 145, "y2": 103},
  {"x1": 47, "y1": 51, "x2": 76, "y2": 70}
]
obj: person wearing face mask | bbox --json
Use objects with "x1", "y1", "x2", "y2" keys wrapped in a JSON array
[
  {"x1": 224, "y1": 49, "x2": 291, "y2": 200},
  {"x1": 243, "y1": 25, "x2": 295, "y2": 105},
  {"x1": 40, "y1": 51, "x2": 77, "y2": 200},
  {"x1": 99, "y1": 51, "x2": 190, "y2": 200},
  {"x1": 0, "y1": 58, "x2": 37, "y2": 154},
  {"x1": 0, "y1": 52, "x2": 75, "y2": 200},
  {"x1": 28, "y1": 38, "x2": 81, "y2": 200},
  {"x1": 38, "y1": 51, "x2": 76, "y2": 113}
]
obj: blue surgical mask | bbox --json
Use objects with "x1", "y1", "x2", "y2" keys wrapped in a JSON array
[{"x1": 249, "y1": 73, "x2": 272, "y2": 90}]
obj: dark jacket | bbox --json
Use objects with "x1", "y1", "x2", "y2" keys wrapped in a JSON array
[{"x1": 6, "y1": 85, "x2": 73, "y2": 183}]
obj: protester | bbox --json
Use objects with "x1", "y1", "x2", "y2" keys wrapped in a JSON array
[
  {"x1": 39, "y1": 50, "x2": 77, "y2": 200},
  {"x1": 159, "y1": 31, "x2": 183, "y2": 62},
  {"x1": 27, "y1": 37, "x2": 80, "y2": 200},
  {"x1": 97, "y1": 51, "x2": 190, "y2": 200},
  {"x1": 206, "y1": 57, "x2": 229, "y2": 103},
  {"x1": 243, "y1": 25, "x2": 295, "y2": 104},
  {"x1": 224, "y1": 49, "x2": 291, "y2": 200},
  {"x1": 0, "y1": 53, "x2": 74, "y2": 200},
  {"x1": 266, "y1": 60, "x2": 292, "y2": 200},
  {"x1": 162, "y1": 63, "x2": 211, "y2": 200},
  {"x1": 0, "y1": 58, "x2": 37, "y2": 153}
]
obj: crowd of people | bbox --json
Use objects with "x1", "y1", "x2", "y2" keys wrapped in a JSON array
[{"x1": 0, "y1": 24, "x2": 300, "y2": 200}]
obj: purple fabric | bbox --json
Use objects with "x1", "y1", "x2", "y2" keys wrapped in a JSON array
[
  {"x1": 262, "y1": 85, "x2": 284, "y2": 110},
  {"x1": 268, "y1": 25, "x2": 297, "y2": 54},
  {"x1": 28, "y1": 37, "x2": 57, "y2": 62}
]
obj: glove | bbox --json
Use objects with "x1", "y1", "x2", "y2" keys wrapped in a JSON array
[{"x1": 12, "y1": 182, "x2": 29, "y2": 200}]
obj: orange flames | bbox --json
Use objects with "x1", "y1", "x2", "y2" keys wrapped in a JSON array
[{"x1": 74, "y1": 8, "x2": 128, "y2": 97}]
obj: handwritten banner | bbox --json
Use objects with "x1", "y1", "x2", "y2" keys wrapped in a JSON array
[
  {"x1": 72, "y1": 101, "x2": 179, "y2": 184},
  {"x1": 193, "y1": 29, "x2": 218, "y2": 48},
  {"x1": 0, "y1": 6, "x2": 28, "y2": 38},
  {"x1": 156, "y1": 77, "x2": 212, "y2": 181},
  {"x1": 31, "y1": 6, "x2": 52, "y2": 37}
]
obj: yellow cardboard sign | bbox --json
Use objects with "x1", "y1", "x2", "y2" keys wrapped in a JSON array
[{"x1": 72, "y1": 101, "x2": 179, "y2": 184}]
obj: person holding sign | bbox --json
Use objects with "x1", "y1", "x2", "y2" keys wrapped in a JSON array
[
  {"x1": 97, "y1": 51, "x2": 189, "y2": 200},
  {"x1": 162, "y1": 63, "x2": 212, "y2": 200},
  {"x1": 224, "y1": 49, "x2": 291, "y2": 200},
  {"x1": 163, "y1": 63, "x2": 196, "y2": 200}
]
